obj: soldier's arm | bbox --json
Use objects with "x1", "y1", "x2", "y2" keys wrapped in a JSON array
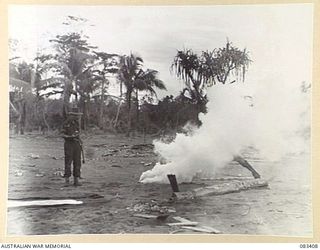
[
  {"x1": 60, "y1": 121, "x2": 73, "y2": 138},
  {"x1": 73, "y1": 121, "x2": 80, "y2": 137},
  {"x1": 63, "y1": 121, "x2": 80, "y2": 138}
]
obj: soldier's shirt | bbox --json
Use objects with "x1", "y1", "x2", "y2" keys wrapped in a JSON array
[{"x1": 62, "y1": 119, "x2": 80, "y2": 140}]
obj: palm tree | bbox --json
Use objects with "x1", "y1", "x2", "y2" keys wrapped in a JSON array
[
  {"x1": 171, "y1": 49, "x2": 204, "y2": 105},
  {"x1": 118, "y1": 53, "x2": 166, "y2": 135},
  {"x1": 9, "y1": 62, "x2": 33, "y2": 134},
  {"x1": 50, "y1": 32, "x2": 97, "y2": 118},
  {"x1": 118, "y1": 54, "x2": 143, "y2": 135},
  {"x1": 93, "y1": 51, "x2": 119, "y2": 129},
  {"x1": 134, "y1": 69, "x2": 166, "y2": 124},
  {"x1": 171, "y1": 41, "x2": 251, "y2": 106}
]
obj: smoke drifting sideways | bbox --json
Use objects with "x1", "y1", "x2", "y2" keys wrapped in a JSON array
[{"x1": 139, "y1": 79, "x2": 311, "y2": 184}]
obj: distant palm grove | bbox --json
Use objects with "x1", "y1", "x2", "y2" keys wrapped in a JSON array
[{"x1": 9, "y1": 16, "x2": 251, "y2": 136}]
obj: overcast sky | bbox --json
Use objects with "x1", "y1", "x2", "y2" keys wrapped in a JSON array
[{"x1": 8, "y1": 4, "x2": 313, "y2": 98}]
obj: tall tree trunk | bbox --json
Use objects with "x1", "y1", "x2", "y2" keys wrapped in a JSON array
[
  {"x1": 63, "y1": 81, "x2": 72, "y2": 119},
  {"x1": 136, "y1": 89, "x2": 139, "y2": 128},
  {"x1": 83, "y1": 99, "x2": 87, "y2": 131},
  {"x1": 42, "y1": 101, "x2": 50, "y2": 134},
  {"x1": 84, "y1": 95, "x2": 90, "y2": 131},
  {"x1": 120, "y1": 81, "x2": 123, "y2": 97},
  {"x1": 74, "y1": 79, "x2": 78, "y2": 103},
  {"x1": 126, "y1": 91, "x2": 132, "y2": 137},
  {"x1": 18, "y1": 101, "x2": 26, "y2": 135},
  {"x1": 99, "y1": 81, "x2": 105, "y2": 129},
  {"x1": 113, "y1": 100, "x2": 122, "y2": 129},
  {"x1": 79, "y1": 96, "x2": 87, "y2": 131}
]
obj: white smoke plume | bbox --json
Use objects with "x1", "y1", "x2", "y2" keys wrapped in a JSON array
[{"x1": 139, "y1": 79, "x2": 310, "y2": 184}]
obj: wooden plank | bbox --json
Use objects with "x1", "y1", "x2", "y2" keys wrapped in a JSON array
[
  {"x1": 201, "y1": 226, "x2": 222, "y2": 234},
  {"x1": 182, "y1": 226, "x2": 221, "y2": 234},
  {"x1": 8, "y1": 199, "x2": 83, "y2": 208},
  {"x1": 133, "y1": 214, "x2": 158, "y2": 219},
  {"x1": 172, "y1": 216, "x2": 193, "y2": 223},
  {"x1": 167, "y1": 222, "x2": 199, "y2": 227},
  {"x1": 173, "y1": 179, "x2": 268, "y2": 200},
  {"x1": 133, "y1": 213, "x2": 169, "y2": 220}
]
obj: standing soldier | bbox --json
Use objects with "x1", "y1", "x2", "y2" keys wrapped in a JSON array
[{"x1": 61, "y1": 108, "x2": 84, "y2": 186}]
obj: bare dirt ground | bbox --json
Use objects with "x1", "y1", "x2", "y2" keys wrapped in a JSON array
[{"x1": 7, "y1": 132, "x2": 312, "y2": 236}]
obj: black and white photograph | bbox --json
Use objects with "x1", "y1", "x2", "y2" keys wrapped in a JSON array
[{"x1": 7, "y1": 3, "x2": 313, "y2": 236}]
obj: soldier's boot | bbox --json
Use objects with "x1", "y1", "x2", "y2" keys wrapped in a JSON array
[
  {"x1": 64, "y1": 177, "x2": 70, "y2": 186},
  {"x1": 74, "y1": 177, "x2": 82, "y2": 186}
]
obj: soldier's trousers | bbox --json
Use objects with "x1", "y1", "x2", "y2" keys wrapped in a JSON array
[{"x1": 64, "y1": 140, "x2": 81, "y2": 178}]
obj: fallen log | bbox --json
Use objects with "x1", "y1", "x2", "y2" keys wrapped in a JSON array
[
  {"x1": 173, "y1": 179, "x2": 268, "y2": 200},
  {"x1": 200, "y1": 176, "x2": 253, "y2": 181}
]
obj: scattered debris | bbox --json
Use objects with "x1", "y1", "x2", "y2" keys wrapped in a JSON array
[
  {"x1": 115, "y1": 193, "x2": 123, "y2": 199},
  {"x1": 91, "y1": 143, "x2": 109, "y2": 148},
  {"x1": 53, "y1": 171, "x2": 64, "y2": 177},
  {"x1": 51, "y1": 156, "x2": 59, "y2": 160},
  {"x1": 27, "y1": 153, "x2": 40, "y2": 159},
  {"x1": 110, "y1": 149, "x2": 119, "y2": 153},
  {"x1": 110, "y1": 164, "x2": 122, "y2": 168},
  {"x1": 87, "y1": 194, "x2": 104, "y2": 199},
  {"x1": 102, "y1": 149, "x2": 119, "y2": 157},
  {"x1": 14, "y1": 170, "x2": 23, "y2": 177},
  {"x1": 241, "y1": 204, "x2": 251, "y2": 216},
  {"x1": 102, "y1": 153, "x2": 113, "y2": 157},
  {"x1": 127, "y1": 201, "x2": 176, "y2": 214},
  {"x1": 131, "y1": 144, "x2": 154, "y2": 150},
  {"x1": 21, "y1": 164, "x2": 36, "y2": 168},
  {"x1": 167, "y1": 208, "x2": 176, "y2": 213},
  {"x1": 166, "y1": 216, "x2": 222, "y2": 234}
]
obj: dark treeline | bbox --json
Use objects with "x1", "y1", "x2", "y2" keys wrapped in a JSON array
[{"x1": 9, "y1": 16, "x2": 251, "y2": 136}]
